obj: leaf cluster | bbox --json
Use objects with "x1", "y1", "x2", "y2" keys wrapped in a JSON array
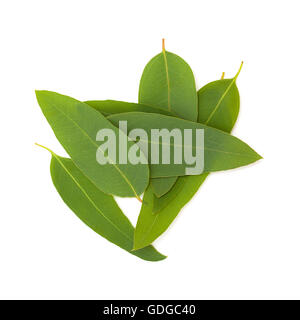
[{"x1": 36, "y1": 40, "x2": 261, "y2": 261}]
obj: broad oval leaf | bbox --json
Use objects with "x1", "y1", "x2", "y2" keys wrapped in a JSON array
[
  {"x1": 139, "y1": 40, "x2": 198, "y2": 196},
  {"x1": 138, "y1": 41, "x2": 198, "y2": 121},
  {"x1": 198, "y1": 63, "x2": 242, "y2": 131},
  {"x1": 45, "y1": 148, "x2": 166, "y2": 261},
  {"x1": 108, "y1": 112, "x2": 261, "y2": 177},
  {"x1": 36, "y1": 91, "x2": 149, "y2": 198}
]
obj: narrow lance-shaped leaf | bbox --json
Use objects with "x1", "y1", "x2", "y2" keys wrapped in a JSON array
[
  {"x1": 139, "y1": 39, "x2": 198, "y2": 197},
  {"x1": 108, "y1": 111, "x2": 261, "y2": 178},
  {"x1": 36, "y1": 91, "x2": 149, "y2": 199},
  {"x1": 134, "y1": 174, "x2": 209, "y2": 250},
  {"x1": 134, "y1": 63, "x2": 254, "y2": 250},
  {"x1": 37, "y1": 145, "x2": 166, "y2": 262}
]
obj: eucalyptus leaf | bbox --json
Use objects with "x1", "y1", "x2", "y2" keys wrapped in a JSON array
[
  {"x1": 139, "y1": 40, "x2": 198, "y2": 197},
  {"x1": 108, "y1": 112, "x2": 261, "y2": 178},
  {"x1": 198, "y1": 63, "x2": 242, "y2": 131},
  {"x1": 85, "y1": 101, "x2": 179, "y2": 197},
  {"x1": 152, "y1": 178, "x2": 177, "y2": 198},
  {"x1": 40, "y1": 146, "x2": 166, "y2": 262},
  {"x1": 134, "y1": 64, "x2": 251, "y2": 249},
  {"x1": 139, "y1": 40, "x2": 198, "y2": 121},
  {"x1": 36, "y1": 91, "x2": 149, "y2": 199},
  {"x1": 134, "y1": 175, "x2": 208, "y2": 250}
]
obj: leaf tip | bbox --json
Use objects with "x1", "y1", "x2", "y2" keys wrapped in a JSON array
[
  {"x1": 252, "y1": 151, "x2": 263, "y2": 163},
  {"x1": 35, "y1": 143, "x2": 54, "y2": 155},
  {"x1": 159, "y1": 253, "x2": 168, "y2": 261},
  {"x1": 254, "y1": 148, "x2": 263, "y2": 161}
]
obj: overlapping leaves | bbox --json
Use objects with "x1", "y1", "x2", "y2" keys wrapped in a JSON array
[{"x1": 36, "y1": 41, "x2": 261, "y2": 261}]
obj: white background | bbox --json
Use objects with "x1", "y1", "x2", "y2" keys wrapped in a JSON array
[{"x1": 1, "y1": 0, "x2": 299, "y2": 299}]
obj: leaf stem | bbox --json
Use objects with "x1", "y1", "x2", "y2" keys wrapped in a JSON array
[
  {"x1": 234, "y1": 61, "x2": 244, "y2": 81},
  {"x1": 221, "y1": 72, "x2": 225, "y2": 80},
  {"x1": 36, "y1": 142, "x2": 145, "y2": 202},
  {"x1": 162, "y1": 38, "x2": 165, "y2": 52},
  {"x1": 35, "y1": 142, "x2": 54, "y2": 154},
  {"x1": 136, "y1": 195, "x2": 143, "y2": 203}
]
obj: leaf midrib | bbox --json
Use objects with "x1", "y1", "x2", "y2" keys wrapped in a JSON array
[
  {"x1": 53, "y1": 154, "x2": 132, "y2": 243},
  {"x1": 48, "y1": 100, "x2": 140, "y2": 197},
  {"x1": 133, "y1": 138, "x2": 257, "y2": 159},
  {"x1": 162, "y1": 51, "x2": 171, "y2": 111},
  {"x1": 205, "y1": 78, "x2": 236, "y2": 125},
  {"x1": 136, "y1": 207, "x2": 159, "y2": 249}
]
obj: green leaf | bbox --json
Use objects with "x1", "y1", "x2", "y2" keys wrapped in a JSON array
[
  {"x1": 85, "y1": 100, "x2": 179, "y2": 198},
  {"x1": 39, "y1": 145, "x2": 166, "y2": 262},
  {"x1": 150, "y1": 178, "x2": 176, "y2": 198},
  {"x1": 198, "y1": 63, "x2": 242, "y2": 131},
  {"x1": 150, "y1": 177, "x2": 178, "y2": 198},
  {"x1": 108, "y1": 112, "x2": 261, "y2": 177},
  {"x1": 36, "y1": 91, "x2": 149, "y2": 199},
  {"x1": 134, "y1": 63, "x2": 257, "y2": 249},
  {"x1": 152, "y1": 64, "x2": 243, "y2": 213},
  {"x1": 85, "y1": 100, "x2": 174, "y2": 117},
  {"x1": 139, "y1": 40, "x2": 198, "y2": 121},
  {"x1": 138, "y1": 40, "x2": 198, "y2": 197},
  {"x1": 152, "y1": 178, "x2": 176, "y2": 198},
  {"x1": 134, "y1": 175, "x2": 208, "y2": 250}
]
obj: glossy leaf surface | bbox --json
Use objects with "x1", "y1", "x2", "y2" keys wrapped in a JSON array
[{"x1": 36, "y1": 91, "x2": 149, "y2": 198}]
